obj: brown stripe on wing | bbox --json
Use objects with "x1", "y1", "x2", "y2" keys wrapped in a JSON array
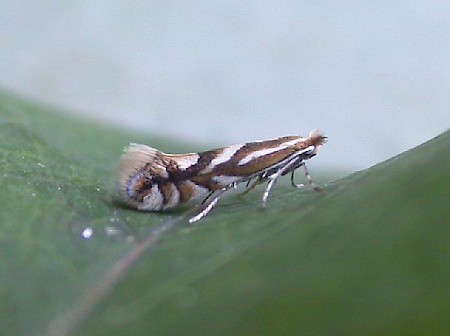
[
  {"x1": 169, "y1": 149, "x2": 217, "y2": 180},
  {"x1": 166, "y1": 135, "x2": 317, "y2": 189},
  {"x1": 233, "y1": 146, "x2": 299, "y2": 175},
  {"x1": 158, "y1": 182, "x2": 175, "y2": 206},
  {"x1": 169, "y1": 138, "x2": 294, "y2": 181},
  {"x1": 209, "y1": 146, "x2": 297, "y2": 178},
  {"x1": 224, "y1": 136, "x2": 301, "y2": 168},
  {"x1": 163, "y1": 158, "x2": 181, "y2": 175},
  {"x1": 190, "y1": 174, "x2": 223, "y2": 191},
  {"x1": 233, "y1": 136, "x2": 300, "y2": 158},
  {"x1": 195, "y1": 136, "x2": 304, "y2": 178},
  {"x1": 154, "y1": 151, "x2": 220, "y2": 193},
  {"x1": 176, "y1": 181, "x2": 204, "y2": 203}
]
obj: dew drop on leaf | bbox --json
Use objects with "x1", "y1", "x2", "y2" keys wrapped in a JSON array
[{"x1": 81, "y1": 227, "x2": 94, "y2": 239}]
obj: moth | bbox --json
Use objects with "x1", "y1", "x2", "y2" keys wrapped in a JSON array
[{"x1": 117, "y1": 130, "x2": 326, "y2": 223}]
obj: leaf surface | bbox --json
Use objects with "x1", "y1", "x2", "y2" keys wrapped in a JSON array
[{"x1": 0, "y1": 91, "x2": 449, "y2": 336}]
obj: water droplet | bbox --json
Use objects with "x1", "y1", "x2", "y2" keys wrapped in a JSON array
[
  {"x1": 31, "y1": 192, "x2": 36, "y2": 197},
  {"x1": 95, "y1": 187, "x2": 101, "y2": 192},
  {"x1": 81, "y1": 227, "x2": 94, "y2": 239},
  {"x1": 37, "y1": 162, "x2": 45, "y2": 168}
]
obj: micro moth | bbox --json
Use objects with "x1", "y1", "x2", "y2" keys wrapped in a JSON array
[{"x1": 117, "y1": 130, "x2": 326, "y2": 223}]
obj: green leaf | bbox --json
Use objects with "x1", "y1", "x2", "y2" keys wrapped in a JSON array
[{"x1": 1, "y1": 91, "x2": 449, "y2": 336}]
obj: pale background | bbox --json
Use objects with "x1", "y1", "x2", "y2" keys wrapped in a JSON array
[{"x1": 1, "y1": 1, "x2": 449, "y2": 170}]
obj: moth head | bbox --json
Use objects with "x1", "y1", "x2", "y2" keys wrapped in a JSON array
[{"x1": 308, "y1": 130, "x2": 327, "y2": 148}]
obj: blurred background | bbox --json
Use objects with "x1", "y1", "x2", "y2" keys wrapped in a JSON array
[{"x1": 1, "y1": 1, "x2": 449, "y2": 170}]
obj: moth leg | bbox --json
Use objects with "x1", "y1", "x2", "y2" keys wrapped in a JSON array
[
  {"x1": 302, "y1": 163, "x2": 322, "y2": 191},
  {"x1": 240, "y1": 174, "x2": 265, "y2": 196},
  {"x1": 261, "y1": 175, "x2": 279, "y2": 208},
  {"x1": 189, "y1": 186, "x2": 230, "y2": 224},
  {"x1": 261, "y1": 158, "x2": 299, "y2": 208},
  {"x1": 189, "y1": 195, "x2": 221, "y2": 224},
  {"x1": 290, "y1": 166, "x2": 305, "y2": 189},
  {"x1": 201, "y1": 190, "x2": 215, "y2": 204}
]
